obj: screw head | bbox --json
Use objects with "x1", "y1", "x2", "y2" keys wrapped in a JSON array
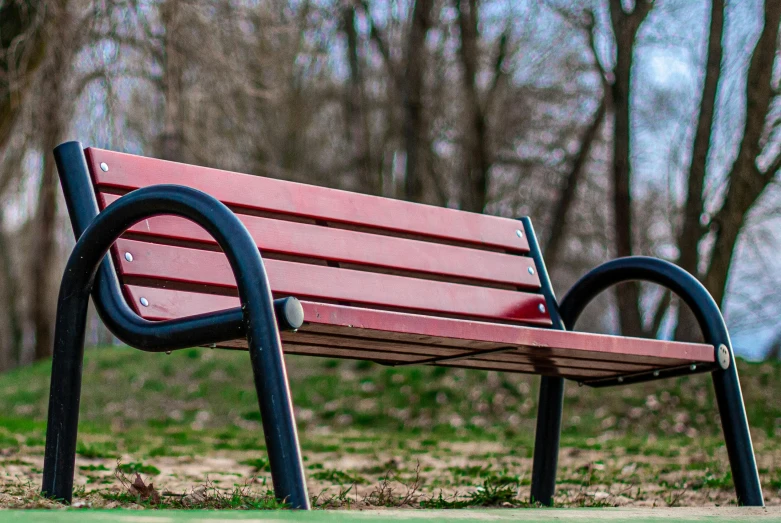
[
  {"x1": 124, "y1": 252, "x2": 133, "y2": 262},
  {"x1": 528, "y1": 266, "x2": 535, "y2": 275},
  {"x1": 140, "y1": 297, "x2": 149, "y2": 307},
  {"x1": 99, "y1": 162, "x2": 109, "y2": 172},
  {"x1": 653, "y1": 370, "x2": 660, "y2": 377},
  {"x1": 617, "y1": 377, "x2": 624, "y2": 383},
  {"x1": 515, "y1": 229, "x2": 523, "y2": 238},
  {"x1": 717, "y1": 344, "x2": 730, "y2": 370},
  {"x1": 538, "y1": 303, "x2": 546, "y2": 314},
  {"x1": 690, "y1": 364, "x2": 697, "y2": 371}
]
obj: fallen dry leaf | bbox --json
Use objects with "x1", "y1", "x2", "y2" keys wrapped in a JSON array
[{"x1": 129, "y1": 473, "x2": 161, "y2": 505}]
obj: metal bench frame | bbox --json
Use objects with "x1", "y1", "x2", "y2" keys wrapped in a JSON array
[{"x1": 41, "y1": 141, "x2": 763, "y2": 508}]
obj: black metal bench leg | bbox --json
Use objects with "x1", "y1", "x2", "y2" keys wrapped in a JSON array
[
  {"x1": 521, "y1": 217, "x2": 567, "y2": 507},
  {"x1": 712, "y1": 344, "x2": 763, "y2": 506},
  {"x1": 246, "y1": 313, "x2": 309, "y2": 509},
  {"x1": 41, "y1": 275, "x2": 91, "y2": 502},
  {"x1": 531, "y1": 376, "x2": 564, "y2": 506}
]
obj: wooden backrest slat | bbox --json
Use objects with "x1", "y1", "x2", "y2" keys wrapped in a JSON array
[
  {"x1": 100, "y1": 193, "x2": 540, "y2": 288},
  {"x1": 116, "y1": 239, "x2": 552, "y2": 325},
  {"x1": 86, "y1": 148, "x2": 530, "y2": 252}
]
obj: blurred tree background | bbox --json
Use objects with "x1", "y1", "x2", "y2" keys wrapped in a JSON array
[{"x1": 1, "y1": 0, "x2": 780, "y2": 370}]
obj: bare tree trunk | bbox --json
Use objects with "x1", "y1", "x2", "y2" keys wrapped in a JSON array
[
  {"x1": 674, "y1": 0, "x2": 725, "y2": 342},
  {"x1": 31, "y1": 0, "x2": 71, "y2": 361},
  {"x1": 342, "y1": 5, "x2": 375, "y2": 194},
  {"x1": 608, "y1": 0, "x2": 652, "y2": 337},
  {"x1": 0, "y1": 0, "x2": 47, "y2": 153},
  {"x1": 545, "y1": 99, "x2": 606, "y2": 269},
  {"x1": 455, "y1": 0, "x2": 492, "y2": 213},
  {"x1": 704, "y1": 0, "x2": 781, "y2": 308},
  {"x1": 403, "y1": 0, "x2": 434, "y2": 203},
  {"x1": 0, "y1": 216, "x2": 23, "y2": 368},
  {"x1": 159, "y1": 0, "x2": 185, "y2": 162},
  {"x1": 0, "y1": 133, "x2": 28, "y2": 368},
  {"x1": 31, "y1": 123, "x2": 62, "y2": 361},
  {"x1": 361, "y1": 0, "x2": 436, "y2": 202}
]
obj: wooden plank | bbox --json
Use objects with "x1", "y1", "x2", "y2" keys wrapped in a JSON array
[
  {"x1": 211, "y1": 339, "x2": 618, "y2": 379},
  {"x1": 100, "y1": 193, "x2": 539, "y2": 288},
  {"x1": 298, "y1": 323, "x2": 697, "y2": 367},
  {"x1": 277, "y1": 333, "x2": 655, "y2": 372},
  {"x1": 115, "y1": 239, "x2": 552, "y2": 324},
  {"x1": 123, "y1": 286, "x2": 714, "y2": 366},
  {"x1": 300, "y1": 301, "x2": 714, "y2": 364},
  {"x1": 278, "y1": 344, "x2": 618, "y2": 379},
  {"x1": 86, "y1": 148, "x2": 530, "y2": 252}
]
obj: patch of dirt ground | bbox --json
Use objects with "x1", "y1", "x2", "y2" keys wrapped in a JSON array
[{"x1": 1, "y1": 439, "x2": 780, "y2": 510}]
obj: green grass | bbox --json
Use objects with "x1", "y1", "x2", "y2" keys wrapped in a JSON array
[
  {"x1": 0, "y1": 508, "x2": 778, "y2": 522},
  {"x1": 1, "y1": 346, "x2": 779, "y2": 448},
  {"x1": 0, "y1": 346, "x2": 779, "y2": 510}
]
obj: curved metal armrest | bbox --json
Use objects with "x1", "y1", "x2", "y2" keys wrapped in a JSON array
[
  {"x1": 532, "y1": 256, "x2": 763, "y2": 507},
  {"x1": 90, "y1": 255, "x2": 302, "y2": 352},
  {"x1": 45, "y1": 181, "x2": 310, "y2": 507},
  {"x1": 555, "y1": 256, "x2": 763, "y2": 507},
  {"x1": 559, "y1": 256, "x2": 729, "y2": 355}
]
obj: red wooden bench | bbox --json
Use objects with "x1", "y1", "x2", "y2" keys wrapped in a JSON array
[{"x1": 42, "y1": 142, "x2": 763, "y2": 508}]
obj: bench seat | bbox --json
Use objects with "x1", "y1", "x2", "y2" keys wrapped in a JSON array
[{"x1": 128, "y1": 286, "x2": 713, "y2": 384}]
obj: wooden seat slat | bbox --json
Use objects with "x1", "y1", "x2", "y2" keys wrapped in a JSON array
[
  {"x1": 115, "y1": 239, "x2": 551, "y2": 324},
  {"x1": 275, "y1": 345, "x2": 621, "y2": 379},
  {"x1": 275, "y1": 333, "x2": 660, "y2": 372},
  {"x1": 123, "y1": 286, "x2": 714, "y2": 373},
  {"x1": 99, "y1": 193, "x2": 539, "y2": 288},
  {"x1": 213, "y1": 338, "x2": 623, "y2": 379},
  {"x1": 86, "y1": 148, "x2": 530, "y2": 252}
]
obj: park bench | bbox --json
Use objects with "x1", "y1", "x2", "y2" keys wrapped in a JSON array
[{"x1": 42, "y1": 141, "x2": 763, "y2": 509}]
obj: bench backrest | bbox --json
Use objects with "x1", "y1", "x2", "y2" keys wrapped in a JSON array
[{"x1": 85, "y1": 148, "x2": 553, "y2": 328}]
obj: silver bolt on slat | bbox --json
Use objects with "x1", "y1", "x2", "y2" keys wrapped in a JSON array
[
  {"x1": 653, "y1": 370, "x2": 660, "y2": 377},
  {"x1": 100, "y1": 162, "x2": 109, "y2": 172},
  {"x1": 515, "y1": 229, "x2": 523, "y2": 238},
  {"x1": 124, "y1": 252, "x2": 133, "y2": 262},
  {"x1": 140, "y1": 297, "x2": 149, "y2": 307},
  {"x1": 617, "y1": 377, "x2": 624, "y2": 383},
  {"x1": 690, "y1": 364, "x2": 697, "y2": 371},
  {"x1": 528, "y1": 267, "x2": 535, "y2": 275},
  {"x1": 538, "y1": 303, "x2": 546, "y2": 314}
]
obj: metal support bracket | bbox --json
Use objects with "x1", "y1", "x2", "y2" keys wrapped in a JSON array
[
  {"x1": 580, "y1": 362, "x2": 717, "y2": 388},
  {"x1": 380, "y1": 346, "x2": 517, "y2": 367}
]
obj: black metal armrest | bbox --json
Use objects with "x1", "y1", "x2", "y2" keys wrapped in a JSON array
[
  {"x1": 44, "y1": 181, "x2": 310, "y2": 507},
  {"x1": 559, "y1": 256, "x2": 729, "y2": 358},
  {"x1": 552, "y1": 256, "x2": 762, "y2": 507}
]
